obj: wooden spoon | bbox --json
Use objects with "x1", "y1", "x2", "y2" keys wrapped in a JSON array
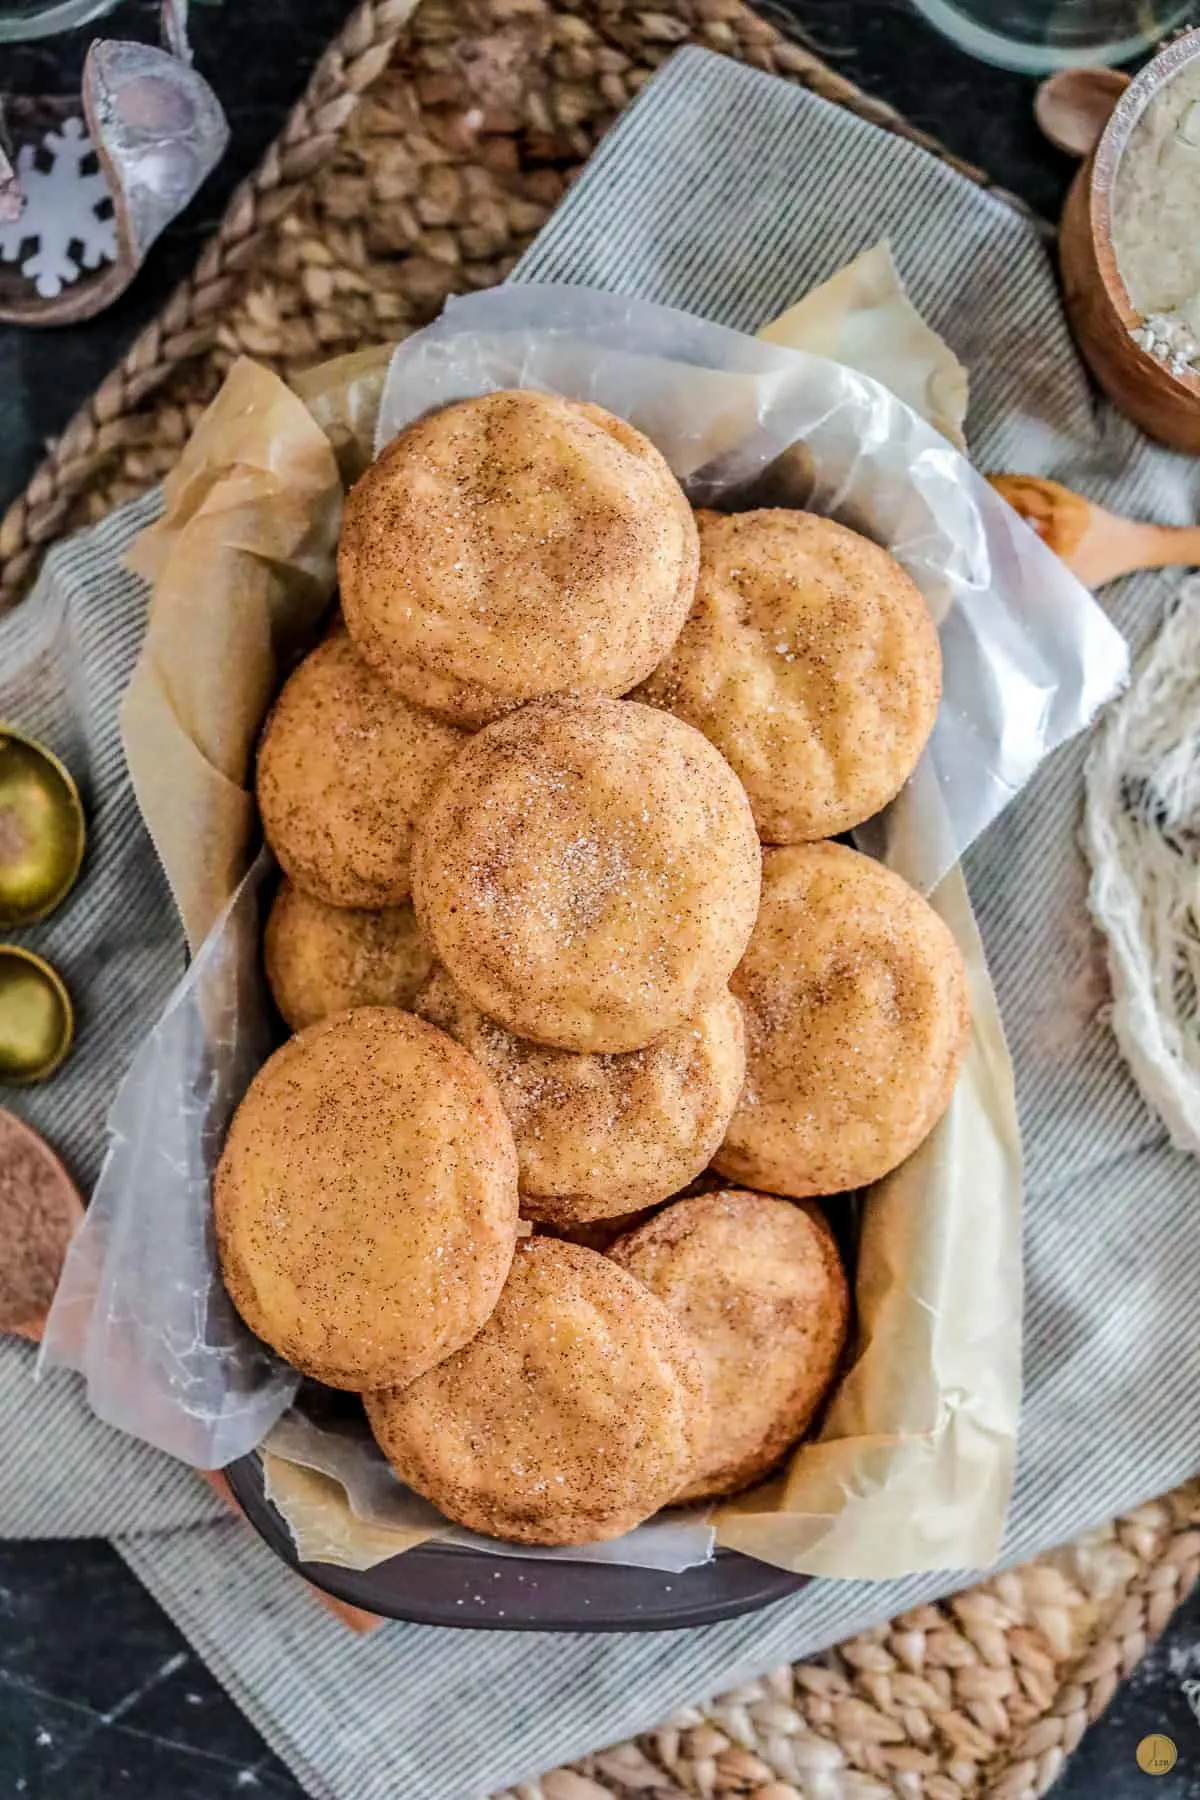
[
  {"x1": 1035, "y1": 68, "x2": 1131, "y2": 158},
  {"x1": 989, "y1": 474, "x2": 1200, "y2": 587}
]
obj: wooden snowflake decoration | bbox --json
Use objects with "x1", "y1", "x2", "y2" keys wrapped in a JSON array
[{"x1": 0, "y1": 118, "x2": 117, "y2": 299}]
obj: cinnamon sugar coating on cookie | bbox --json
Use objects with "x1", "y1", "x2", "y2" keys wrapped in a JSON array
[
  {"x1": 416, "y1": 965, "x2": 744, "y2": 1223},
  {"x1": 339, "y1": 390, "x2": 699, "y2": 727},
  {"x1": 638, "y1": 509, "x2": 941, "y2": 842},
  {"x1": 214, "y1": 1008, "x2": 518, "y2": 1390},
  {"x1": 714, "y1": 842, "x2": 970, "y2": 1197},
  {"x1": 264, "y1": 883, "x2": 432, "y2": 1031},
  {"x1": 256, "y1": 632, "x2": 465, "y2": 909},
  {"x1": 364, "y1": 1237, "x2": 709, "y2": 1543},
  {"x1": 412, "y1": 694, "x2": 762, "y2": 1053},
  {"x1": 609, "y1": 1189, "x2": 849, "y2": 1500}
]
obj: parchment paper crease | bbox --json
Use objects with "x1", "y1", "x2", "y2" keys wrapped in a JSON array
[{"x1": 120, "y1": 359, "x2": 342, "y2": 951}]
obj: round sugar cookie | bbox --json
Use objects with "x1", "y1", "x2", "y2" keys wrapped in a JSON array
[
  {"x1": 264, "y1": 881, "x2": 432, "y2": 1032},
  {"x1": 609, "y1": 1190, "x2": 850, "y2": 1500},
  {"x1": 215, "y1": 1008, "x2": 518, "y2": 1390},
  {"x1": 338, "y1": 390, "x2": 699, "y2": 727},
  {"x1": 364, "y1": 1237, "x2": 709, "y2": 1544},
  {"x1": 411, "y1": 694, "x2": 762, "y2": 1053},
  {"x1": 714, "y1": 842, "x2": 970, "y2": 1197},
  {"x1": 416, "y1": 965, "x2": 745, "y2": 1223},
  {"x1": 637, "y1": 509, "x2": 941, "y2": 842},
  {"x1": 256, "y1": 632, "x2": 465, "y2": 909}
]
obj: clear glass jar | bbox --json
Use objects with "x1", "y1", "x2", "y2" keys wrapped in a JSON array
[
  {"x1": 0, "y1": 0, "x2": 119, "y2": 43},
  {"x1": 909, "y1": 0, "x2": 1196, "y2": 72}
]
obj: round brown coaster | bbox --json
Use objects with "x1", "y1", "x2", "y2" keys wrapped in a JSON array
[{"x1": 0, "y1": 1107, "x2": 83, "y2": 1340}]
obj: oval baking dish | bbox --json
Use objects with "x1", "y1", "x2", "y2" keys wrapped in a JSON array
[{"x1": 225, "y1": 1451, "x2": 806, "y2": 1631}]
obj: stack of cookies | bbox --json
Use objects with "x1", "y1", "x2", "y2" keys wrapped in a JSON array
[{"x1": 215, "y1": 389, "x2": 971, "y2": 1546}]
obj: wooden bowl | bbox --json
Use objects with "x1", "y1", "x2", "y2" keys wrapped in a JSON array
[{"x1": 1059, "y1": 29, "x2": 1200, "y2": 453}]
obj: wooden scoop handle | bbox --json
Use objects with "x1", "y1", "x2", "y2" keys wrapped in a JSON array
[{"x1": 991, "y1": 472, "x2": 1200, "y2": 587}]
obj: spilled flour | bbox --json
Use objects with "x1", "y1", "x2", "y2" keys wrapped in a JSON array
[{"x1": 1113, "y1": 60, "x2": 1200, "y2": 374}]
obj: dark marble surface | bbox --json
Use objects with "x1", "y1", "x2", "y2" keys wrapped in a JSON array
[
  {"x1": 0, "y1": 1540, "x2": 302, "y2": 1798},
  {"x1": 0, "y1": 2, "x2": 1196, "y2": 1796}
]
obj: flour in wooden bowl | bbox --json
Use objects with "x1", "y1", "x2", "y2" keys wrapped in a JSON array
[{"x1": 1113, "y1": 60, "x2": 1200, "y2": 374}]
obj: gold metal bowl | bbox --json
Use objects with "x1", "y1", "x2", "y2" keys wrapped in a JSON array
[
  {"x1": 0, "y1": 728, "x2": 86, "y2": 928},
  {"x1": 0, "y1": 948, "x2": 75, "y2": 1085}
]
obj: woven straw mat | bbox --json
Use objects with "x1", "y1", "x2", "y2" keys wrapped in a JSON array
[{"x1": 2, "y1": 3, "x2": 1197, "y2": 1798}]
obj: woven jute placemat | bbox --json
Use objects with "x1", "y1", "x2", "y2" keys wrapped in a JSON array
[
  {"x1": 2, "y1": 3, "x2": 1196, "y2": 1795},
  {"x1": 497, "y1": 1486, "x2": 1200, "y2": 1800},
  {"x1": 0, "y1": 0, "x2": 1013, "y2": 612}
]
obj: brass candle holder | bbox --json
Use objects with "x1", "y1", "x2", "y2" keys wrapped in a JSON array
[
  {"x1": 0, "y1": 726, "x2": 86, "y2": 928},
  {"x1": 0, "y1": 725, "x2": 85, "y2": 1084},
  {"x1": 0, "y1": 945, "x2": 74, "y2": 1084}
]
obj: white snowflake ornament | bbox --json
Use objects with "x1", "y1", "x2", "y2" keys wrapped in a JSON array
[{"x1": 0, "y1": 118, "x2": 117, "y2": 299}]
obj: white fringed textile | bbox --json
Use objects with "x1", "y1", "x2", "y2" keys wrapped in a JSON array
[{"x1": 1086, "y1": 577, "x2": 1200, "y2": 1157}]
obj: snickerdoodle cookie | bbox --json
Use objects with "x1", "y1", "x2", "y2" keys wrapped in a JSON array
[
  {"x1": 609, "y1": 1190, "x2": 850, "y2": 1500},
  {"x1": 637, "y1": 509, "x2": 941, "y2": 842},
  {"x1": 215, "y1": 1009, "x2": 518, "y2": 1390},
  {"x1": 416, "y1": 965, "x2": 745, "y2": 1223},
  {"x1": 412, "y1": 695, "x2": 761, "y2": 1053},
  {"x1": 256, "y1": 632, "x2": 465, "y2": 909},
  {"x1": 364, "y1": 1237, "x2": 709, "y2": 1544},
  {"x1": 338, "y1": 390, "x2": 699, "y2": 728},
  {"x1": 264, "y1": 882, "x2": 432, "y2": 1032},
  {"x1": 714, "y1": 843, "x2": 970, "y2": 1197}
]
